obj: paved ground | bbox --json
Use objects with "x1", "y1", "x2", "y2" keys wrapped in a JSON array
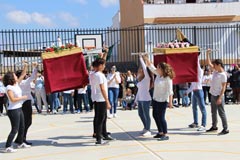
[{"x1": 0, "y1": 104, "x2": 240, "y2": 160}]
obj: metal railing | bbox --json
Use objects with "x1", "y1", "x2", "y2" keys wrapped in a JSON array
[
  {"x1": 0, "y1": 24, "x2": 239, "y2": 74},
  {"x1": 143, "y1": 0, "x2": 239, "y2": 4}
]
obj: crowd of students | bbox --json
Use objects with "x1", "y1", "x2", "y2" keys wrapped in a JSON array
[{"x1": 0, "y1": 49, "x2": 235, "y2": 151}]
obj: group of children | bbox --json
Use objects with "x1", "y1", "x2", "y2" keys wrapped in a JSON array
[{"x1": 1, "y1": 48, "x2": 230, "y2": 151}]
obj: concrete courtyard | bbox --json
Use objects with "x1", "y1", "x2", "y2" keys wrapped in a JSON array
[{"x1": 0, "y1": 104, "x2": 240, "y2": 160}]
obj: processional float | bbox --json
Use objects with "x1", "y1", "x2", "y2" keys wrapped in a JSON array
[{"x1": 132, "y1": 29, "x2": 210, "y2": 84}]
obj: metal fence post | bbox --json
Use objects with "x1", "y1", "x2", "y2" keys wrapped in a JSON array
[{"x1": 12, "y1": 29, "x2": 16, "y2": 71}]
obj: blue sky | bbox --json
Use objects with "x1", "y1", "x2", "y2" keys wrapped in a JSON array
[{"x1": 0, "y1": 0, "x2": 119, "y2": 29}]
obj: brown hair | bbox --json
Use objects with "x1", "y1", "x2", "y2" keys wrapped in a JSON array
[
  {"x1": 3, "y1": 71, "x2": 16, "y2": 87},
  {"x1": 212, "y1": 59, "x2": 224, "y2": 68},
  {"x1": 157, "y1": 62, "x2": 175, "y2": 79}
]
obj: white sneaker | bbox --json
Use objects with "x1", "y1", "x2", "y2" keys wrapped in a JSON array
[
  {"x1": 113, "y1": 114, "x2": 117, "y2": 118},
  {"x1": 53, "y1": 110, "x2": 57, "y2": 114},
  {"x1": 197, "y1": 126, "x2": 206, "y2": 131},
  {"x1": 17, "y1": 143, "x2": 31, "y2": 149},
  {"x1": 108, "y1": 114, "x2": 113, "y2": 119},
  {"x1": 5, "y1": 147, "x2": 17, "y2": 153},
  {"x1": 142, "y1": 131, "x2": 151, "y2": 137},
  {"x1": 141, "y1": 128, "x2": 147, "y2": 134}
]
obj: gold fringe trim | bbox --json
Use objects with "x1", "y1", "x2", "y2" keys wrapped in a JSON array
[
  {"x1": 42, "y1": 48, "x2": 83, "y2": 59},
  {"x1": 153, "y1": 46, "x2": 199, "y2": 54}
]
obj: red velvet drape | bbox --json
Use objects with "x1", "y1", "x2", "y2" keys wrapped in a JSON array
[
  {"x1": 43, "y1": 52, "x2": 89, "y2": 93},
  {"x1": 154, "y1": 52, "x2": 198, "y2": 84}
]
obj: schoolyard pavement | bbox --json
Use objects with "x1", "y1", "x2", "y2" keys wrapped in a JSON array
[{"x1": 0, "y1": 104, "x2": 240, "y2": 160}]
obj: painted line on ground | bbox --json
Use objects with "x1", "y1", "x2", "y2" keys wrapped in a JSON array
[{"x1": 109, "y1": 119, "x2": 164, "y2": 160}]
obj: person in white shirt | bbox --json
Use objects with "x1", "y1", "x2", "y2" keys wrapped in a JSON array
[
  {"x1": 135, "y1": 55, "x2": 153, "y2": 136},
  {"x1": 15, "y1": 62, "x2": 38, "y2": 145},
  {"x1": 90, "y1": 58, "x2": 114, "y2": 145},
  {"x1": 206, "y1": 49, "x2": 229, "y2": 135},
  {"x1": 2, "y1": 62, "x2": 31, "y2": 153},
  {"x1": 63, "y1": 89, "x2": 74, "y2": 114},
  {"x1": 0, "y1": 76, "x2": 7, "y2": 116},
  {"x1": 35, "y1": 71, "x2": 48, "y2": 112},
  {"x1": 202, "y1": 69, "x2": 213, "y2": 105},
  {"x1": 107, "y1": 65, "x2": 121, "y2": 118},
  {"x1": 77, "y1": 86, "x2": 89, "y2": 113},
  {"x1": 126, "y1": 70, "x2": 136, "y2": 92},
  {"x1": 143, "y1": 55, "x2": 174, "y2": 141},
  {"x1": 186, "y1": 58, "x2": 207, "y2": 131}
]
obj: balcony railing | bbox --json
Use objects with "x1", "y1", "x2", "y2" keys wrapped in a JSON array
[{"x1": 143, "y1": 0, "x2": 239, "y2": 4}]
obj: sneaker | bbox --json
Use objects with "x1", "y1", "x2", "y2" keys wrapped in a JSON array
[
  {"x1": 53, "y1": 110, "x2": 57, "y2": 114},
  {"x1": 218, "y1": 129, "x2": 229, "y2": 135},
  {"x1": 113, "y1": 114, "x2": 117, "y2": 118},
  {"x1": 17, "y1": 143, "x2": 31, "y2": 149},
  {"x1": 23, "y1": 140, "x2": 32, "y2": 145},
  {"x1": 197, "y1": 126, "x2": 206, "y2": 131},
  {"x1": 5, "y1": 147, "x2": 17, "y2": 153},
  {"x1": 206, "y1": 127, "x2": 218, "y2": 132},
  {"x1": 95, "y1": 140, "x2": 109, "y2": 146},
  {"x1": 142, "y1": 131, "x2": 151, "y2": 137},
  {"x1": 188, "y1": 123, "x2": 198, "y2": 128},
  {"x1": 141, "y1": 128, "x2": 147, "y2": 134},
  {"x1": 153, "y1": 134, "x2": 162, "y2": 138},
  {"x1": 158, "y1": 135, "x2": 169, "y2": 141},
  {"x1": 103, "y1": 135, "x2": 116, "y2": 141},
  {"x1": 108, "y1": 114, "x2": 113, "y2": 119}
]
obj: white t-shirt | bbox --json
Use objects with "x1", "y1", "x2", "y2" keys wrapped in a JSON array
[
  {"x1": 107, "y1": 72, "x2": 121, "y2": 88},
  {"x1": 6, "y1": 84, "x2": 24, "y2": 110},
  {"x1": 135, "y1": 57, "x2": 152, "y2": 101},
  {"x1": 19, "y1": 68, "x2": 37, "y2": 101},
  {"x1": 210, "y1": 71, "x2": 227, "y2": 96},
  {"x1": 78, "y1": 86, "x2": 87, "y2": 94},
  {"x1": 90, "y1": 71, "x2": 108, "y2": 102},
  {"x1": 63, "y1": 89, "x2": 74, "y2": 94},
  {"x1": 0, "y1": 81, "x2": 6, "y2": 96},
  {"x1": 202, "y1": 74, "x2": 212, "y2": 87},
  {"x1": 187, "y1": 60, "x2": 203, "y2": 93},
  {"x1": 149, "y1": 64, "x2": 173, "y2": 103}
]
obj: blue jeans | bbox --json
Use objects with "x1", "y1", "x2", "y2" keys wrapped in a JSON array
[
  {"x1": 192, "y1": 90, "x2": 207, "y2": 127},
  {"x1": 138, "y1": 101, "x2": 151, "y2": 131},
  {"x1": 63, "y1": 93, "x2": 73, "y2": 112},
  {"x1": 77, "y1": 94, "x2": 89, "y2": 112},
  {"x1": 122, "y1": 100, "x2": 134, "y2": 109},
  {"x1": 51, "y1": 92, "x2": 59, "y2": 111},
  {"x1": 108, "y1": 88, "x2": 119, "y2": 114},
  {"x1": 179, "y1": 90, "x2": 189, "y2": 106},
  {"x1": 152, "y1": 100, "x2": 168, "y2": 134}
]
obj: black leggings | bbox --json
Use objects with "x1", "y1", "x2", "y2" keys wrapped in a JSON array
[
  {"x1": 152, "y1": 100, "x2": 168, "y2": 134},
  {"x1": 0, "y1": 96, "x2": 4, "y2": 113},
  {"x1": 94, "y1": 101, "x2": 107, "y2": 141},
  {"x1": 6, "y1": 108, "x2": 25, "y2": 148},
  {"x1": 203, "y1": 86, "x2": 211, "y2": 103},
  {"x1": 21, "y1": 100, "x2": 32, "y2": 141}
]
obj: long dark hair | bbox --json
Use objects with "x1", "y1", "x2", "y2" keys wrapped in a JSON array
[
  {"x1": 3, "y1": 71, "x2": 16, "y2": 87},
  {"x1": 146, "y1": 67, "x2": 154, "y2": 89}
]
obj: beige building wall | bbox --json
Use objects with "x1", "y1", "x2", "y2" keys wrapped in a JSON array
[
  {"x1": 118, "y1": 1, "x2": 240, "y2": 65},
  {"x1": 118, "y1": 0, "x2": 145, "y2": 63}
]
